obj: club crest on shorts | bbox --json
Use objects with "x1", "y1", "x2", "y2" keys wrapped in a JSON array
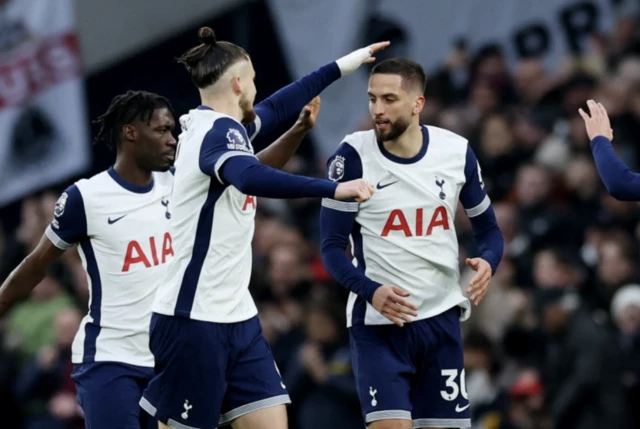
[{"x1": 328, "y1": 155, "x2": 346, "y2": 181}]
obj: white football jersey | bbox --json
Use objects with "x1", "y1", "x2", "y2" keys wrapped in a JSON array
[
  {"x1": 152, "y1": 107, "x2": 259, "y2": 323},
  {"x1": 321, "y1": 126, "x2": 491, "y2": 327},
  {"x1": 45, "y1": 168, "x2": 174, "y2": 367}
]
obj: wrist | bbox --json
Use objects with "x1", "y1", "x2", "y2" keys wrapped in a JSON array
[
  {"x1": 364, "y1": 281, "x2": 383, "y2": 304},
  {"x1": 292, "y1": 121, "x2": 312, "y2": 134}
]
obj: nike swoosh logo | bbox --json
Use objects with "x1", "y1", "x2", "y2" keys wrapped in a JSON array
[
  {"x1": 107, "y1": 215, "x2": 127, "y2": 225},
  {"x1": 376, "y1": 180, "x2": 398, "y2": 190},
  {"x1": 455, "y1": 403, "x2": 470, "y2": 413}
]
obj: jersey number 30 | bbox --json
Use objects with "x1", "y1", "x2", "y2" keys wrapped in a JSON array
[{"x1": 440, "y1": 369, "x2": 468, "y2": 401}]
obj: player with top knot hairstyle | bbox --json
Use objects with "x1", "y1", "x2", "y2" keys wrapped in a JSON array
[{"x1": 139, "y1": 27, "x2": 389, "y2": 429}]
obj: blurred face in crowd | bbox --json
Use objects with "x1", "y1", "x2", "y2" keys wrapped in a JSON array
[
  {"x1": 513, "y1": 116, "x2": 547, "y2": 149},
  {"x1": 514, "y1": 59, "x2": 546, "y2": 102},
  {"x1": 493, "y1": 202, "x2": 518, "y2": 242},
  {"x1": 564, "y1": 157, "x2": 600, "y2": 203},
  {"x1": 464, "y1": 346, "x2": 491, "y2": 372},
  {"x1": 55, "y1": 308, "x2": 82, "y2": 349},
  {"x1": 542, "y1": 301, "x2": 568, "y2": 334},
  {"x1": 598, "y1": 239, "x2": 635, "y2": 289},
  {"x1": 616, "y1": 304, "x2": 640, "y2": 336},
  {"x1": 31, "y1": 276, "x2": 62, "y2": 302},
  {"x1": 471, "y1": 80, "x2": 498, "y2": 113},
  {"x1": 533, "y1": 250, "x2": 579, "y2": 289},
  {"x1": 515, "y1": 165, "x2": 550, "y2": 207},
  {"x1": 305, "y1": 308, "x2": 339, "y2": 345},
  {"x1": 534, "y1": 251, "x2": 563, "y2": 288},
  {"x1": 593, "y1": 78, "x2": 629, "y2": 116},
  {"x1": 481, "y1": 114, "x2": 514, "y2": 157},
  {"x1": 368, "y1": 73, "x2": 425, "y2": 142},
  {"x1": 268, "y1": 245, "x2": 305, "y2": 297}
]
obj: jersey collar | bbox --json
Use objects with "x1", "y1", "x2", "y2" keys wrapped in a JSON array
[
  {"x1": 107, "y1": 167, "x2": 155, "y2": 194},
  {"x1": 377, "y1": 125, "x2": 429, "y2": 165}
]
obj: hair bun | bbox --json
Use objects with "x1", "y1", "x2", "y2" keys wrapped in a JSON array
[{"x1": 198, "y1": 27, "x2": 217, "y2": 46}]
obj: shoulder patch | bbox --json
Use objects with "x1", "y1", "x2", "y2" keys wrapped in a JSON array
[
  {"x1": 226, "y1": 128, "x2": 250, "y2": 152},
  {"x1": 328, "y1": 155, "x2": 346, "y2": 182},
  {"x1": 54, "y1": 192, "x2": 68, "y2": 218}
]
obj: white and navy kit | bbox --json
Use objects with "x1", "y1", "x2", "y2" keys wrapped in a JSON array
[
  {"x1": 46, "y1": 167, "x2": 174, "y2": 429},
  {"x1": 320, "y1": 126, "x2": 503, "y2": 427},
  {"x1": 142, "y1": 62, "x2": 343, "y2": 429}
]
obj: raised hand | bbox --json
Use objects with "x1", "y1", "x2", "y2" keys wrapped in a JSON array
[
  {"x1": 296, "y1": 96, "x2": 321, "y2": 130},
  {"x1": 578, "y1": 99, "x2": 614, "y2": 141}
]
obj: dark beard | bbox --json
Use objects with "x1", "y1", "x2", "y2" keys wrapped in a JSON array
[{"x1": 374, "y1": 117, "x2": 411, "y2": 142}]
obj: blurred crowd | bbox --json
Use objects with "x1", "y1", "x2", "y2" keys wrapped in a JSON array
[{"x1": 2, "y1": 5, "x2": 640, "y2": 429}]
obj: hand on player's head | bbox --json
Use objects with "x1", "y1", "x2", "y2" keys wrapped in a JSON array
[
  {"x1": 334, "y1": 179, "x2": 374, "y2": 202},
  {"x1": 578, "y1": 99, "x2": 614, "y2": 141},
  {"x1": 371, "y1": 285, "x2": 418, "y2": 327},
  {"x1": 335, "y1": 41, "x2": 390, "y2": 76}
]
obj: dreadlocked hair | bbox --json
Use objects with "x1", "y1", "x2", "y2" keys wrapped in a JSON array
[
  {"x1": 177, "y1": 26, "x2": 249, "y2": 89},
  {"x1": 93, "y1": 90, "x2": 173, "y2": 150}
]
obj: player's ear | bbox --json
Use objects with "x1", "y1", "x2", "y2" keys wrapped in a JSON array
[
  {"x1": 230, "y1": 76, "x2": 243, "y2": 96},
  {"x1": 122, "y1": 124, "x2": 137, "y2": 142},
  {"x1": 413, "y1": 95, "x2": 426, "y2": 116}
]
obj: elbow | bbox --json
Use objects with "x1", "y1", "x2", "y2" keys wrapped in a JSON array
[
  {"x1": 230, "y1": 172, "x2": 258, "y2": 195},
  {"x1": 233, "y1": 180, "x2": 252, "y2": 195}
]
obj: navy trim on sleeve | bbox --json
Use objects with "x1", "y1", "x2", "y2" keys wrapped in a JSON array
[{"x1": 45, "y1": 185, "x2": 87, "y2": 249}]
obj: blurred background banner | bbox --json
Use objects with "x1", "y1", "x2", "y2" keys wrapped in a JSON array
[
  {"x1": 0, "y1": 0, "x2": 89, "y2": 207},
  {"x1": 267, "y1": 0, "x2": 625, "y2": 159}
]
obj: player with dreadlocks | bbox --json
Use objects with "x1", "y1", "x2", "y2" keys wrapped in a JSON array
[{"x1": 0, "y1": 87, "x2": 324, "y2": 429}]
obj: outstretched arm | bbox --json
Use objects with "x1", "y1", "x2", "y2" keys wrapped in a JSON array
[
  {"x1": 244, "y1": 42, "x2": 390, "y2": 140},
  {"x1": 256, "y1": 97, "x2": 320, "y2": 169},
  {"x1": 0, "y1": 187, "x2": 86, "y2": 316},
  {"x1": 579, "y1": 99, "x2": 640, "y2": 200},
  {"x1": 200, "y1": 118, "x2": 373, "y2": 201}
]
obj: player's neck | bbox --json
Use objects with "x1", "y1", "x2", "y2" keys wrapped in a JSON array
[
  {"x1": 382, "y1": 123, "x2": 423, "y2": 158},
  {"x1": 199, "y1": 93, "x2": 242, "y2": 122},
  {"x1": 112, "y1": 157, "x2": 153, "y2": 188}
]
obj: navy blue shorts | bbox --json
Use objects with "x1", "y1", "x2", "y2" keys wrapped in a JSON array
[
  {"x1": 72, "y1": 361, "x2": 155, "y2": 429},
  {"x1": 349, "y1": 307, "x2": 471, "y2": 428},
  {"x1": 140, "y1": 313, "x2": 290, "y2": 429}
]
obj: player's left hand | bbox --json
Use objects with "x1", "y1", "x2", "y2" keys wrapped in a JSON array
[
  {"x1": 465, "y1": 257, "x2": 492, "y2": 306},
  {"x1": 335, "y1": 41, "x2": 391, "y2": 76},
  {"x1": 578, "y1": 99, "x2": 614, "y2": 141},
  {"x1": 296, "y1": 96, "x2": 321, "y2": 130}
]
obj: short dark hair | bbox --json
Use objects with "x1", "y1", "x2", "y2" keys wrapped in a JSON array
[
  {"x1": 371, "y1": 57, "x2": 427, "y2": 94},
  {"x1": 93, "y1": 90, "x2": 172, "y2": 150},
  {"x1": 177, "y1": 27, "x2": 250, "y2": 89}
]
